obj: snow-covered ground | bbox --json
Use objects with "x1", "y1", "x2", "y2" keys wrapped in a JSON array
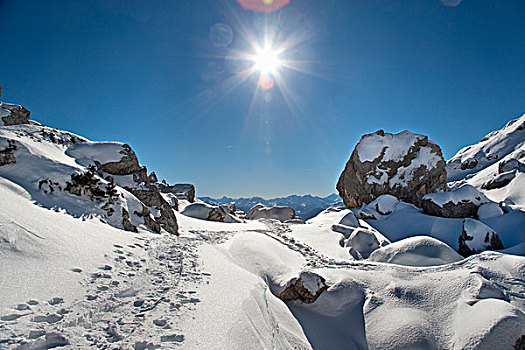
[{"x1": 1, "y1": 105, "x2": 524, "y2": 349}]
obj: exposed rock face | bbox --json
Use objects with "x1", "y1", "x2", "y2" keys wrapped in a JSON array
[
  {"x1": 337, "y1": 130, "x2": 447, "y2": 208},
  {"x1": 422, "y1": 185, "x2": 489, "y2": 218},
  {"x1": 171, "y1": 184, "x2": 196, "y2": 203},
  {"x1": 458, "y1": 219, "x2": 504, "y2": 257},
  {"x1": 279, "y1": 272, "x2": 328, "y2": 304},
  {"x1": 245, "y1": 204, "x2": 296, "y2": 222},
  {"x1": 156, "y1": 202, "x2": 179, "y2": 234},
  {"x1": 121, "y1": 208, "x2": 138, "y2": 233},
  {"x1": 134, "y1": 205, "x2": 161, "y2": 233},
  {"x1": 0, "y1": 139, "x2": 17, "y2": 166},
  {"x1": 99, "y1": 144, "x2": 143, "y2": 176},
  {"x1": 0, "y1": 102, "x2": 30, "y2": 126},
  {"x1": 126, "y1": 186, "x2": 178, "y2": 235}
]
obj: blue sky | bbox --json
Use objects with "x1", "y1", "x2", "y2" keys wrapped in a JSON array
[{"x1": 1, "y1": 0, "x2": 524, "y2": 198}]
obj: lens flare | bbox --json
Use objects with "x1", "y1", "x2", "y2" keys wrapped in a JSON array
[
  {"x1": 259, "y1": 74, "x2": 274, "y2": 90},
  {"x1": 237, "y1": 0, "x2": 290, "y2": 13}
]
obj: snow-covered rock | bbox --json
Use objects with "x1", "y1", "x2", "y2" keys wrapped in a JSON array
[
  {"x1": 279, "y1": 271, "x2": 328, "y2": 304},
  {"x1": 368, "y1": 236, "x2": 463, "y2": 266},
  {"x1": 422, "y1": 184, "x2": 490, "y2": 218},
  {"x1": 0, "y1": 102, "x2": 30, "y2": 126},
  {"x1": 332, "y1": 223, "x2": 390, "y2": 259},
  {"x1": 338, "y1": 211, "x2": 360, "y2": 227},
  {"x1": 171, "y1": 183, "x2": 196, "y2": 202},
  {"x1": 477, "y1": 202, "x2": 505, "y2": 219},
  {"x1": 458, "y1": 218, "x2": 504, "y2": 257},
  {"x1": 245, "y1": 203, "x2": 296, "y2": 221},
  {"x1": 337, "y1": 129, "x2": 446, "y2": 208},
  {"x1": 181, "y1": 202, "x2": 241, "y2": 223}
]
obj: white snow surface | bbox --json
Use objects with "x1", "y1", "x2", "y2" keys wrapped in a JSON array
[{"x1": 368, "y1": 236, "x2": 463, "y2": 266}]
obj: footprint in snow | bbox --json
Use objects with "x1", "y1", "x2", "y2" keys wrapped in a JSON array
[
  {"x1": 1, "y1": 313, "x2": 30, "y2": 321},
  {"x1": 31, "y1": 314, "x2": 62, "y2": 324},
  {"x1": 14, "y1": 303, "x2": 30, "y2": 311},
  {"x1": 160, "y1": 334, "x2": 184, "y2": 343},
  {"x1": 48, "y1": 297, "x2": 63, "y2": 305}
]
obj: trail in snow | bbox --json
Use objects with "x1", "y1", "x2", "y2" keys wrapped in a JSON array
[{"x1": 0, "y1": 230, "x2": 229, "y2": 349}]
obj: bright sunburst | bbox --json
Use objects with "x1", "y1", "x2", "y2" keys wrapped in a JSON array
[{"x1": 252, "y1": 46, "x2": 281, "y2": 75}]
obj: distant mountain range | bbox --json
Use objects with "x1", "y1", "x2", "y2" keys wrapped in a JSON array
[{"x1": 199, "y1": 193, "x2": 344, "y2": 220}]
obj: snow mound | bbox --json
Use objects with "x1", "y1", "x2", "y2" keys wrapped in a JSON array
[
  {"x1": 368, "y1": 236, "x2": 463, "y2": 266},
  {"x1": 477, "y1": 202, "x2": 504, "y2": 219}
]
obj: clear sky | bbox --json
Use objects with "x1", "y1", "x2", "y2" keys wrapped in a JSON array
[{"x1": 1, "y1": 0, "x2": 524, "y2": 198}]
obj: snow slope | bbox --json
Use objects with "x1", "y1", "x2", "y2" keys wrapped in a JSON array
[{"x1": 447, "y1": 114, "x2": 525, "y2": 210}]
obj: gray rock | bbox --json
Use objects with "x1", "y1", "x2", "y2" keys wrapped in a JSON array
[
  {"x1": 100, "y1": 144, "x2": 143, "y2": 176},
  {"x1": 156, "y1": 203, "x2": 179, "y2": 235},
  {"x1": 0, "y1": 102, "x2": 30, "y2": 126},
  {"x1": 0, "y1": 139, "x2": 16, "y2": 166},
  {"x1": 134, "y1": 205, "x2": 161, "y2": 233},
  {"x1": 337, "y1": 130, "x2": 446, "y2": 208},
  {"x1": 121, "y1": 208, "x2": 138, "y2": 233},
  {"x1": 279, "y1": 272, "x2": 328, "y2": 304}
]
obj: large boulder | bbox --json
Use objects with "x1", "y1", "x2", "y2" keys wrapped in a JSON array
[
  {"x1": 245, "y1": 203, "x2": 296, "y2": 221},
  {"x1": 458, "y1": 219, "x2": 504, "y2": 257},
  {"x1": 0, "y1": 102, "x2": 30, "y2": 126},
  {"x1": 337, "y1": 130, "x2": 446, "y2": 208},
  {"x1": 422, "y1": 184, "x2": 490, "y2": 218}
]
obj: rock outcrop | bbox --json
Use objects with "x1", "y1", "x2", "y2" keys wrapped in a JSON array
[
  {"x1": 171, "y1": 183, "x2": 196, "y2": 203},
  {"x1": 422, "y1": 184, "x2": 489, "y2": 218},
  {"x1": 337, "y1": 130, "x2": 446, "y2": 208},
  {"x1": 0, "y1": 139, "x2": 17, "y2": 166},
  {"x1": 458, "y1": 219, "x2": 504, "y2": 257},
  {"x1": 279, "y1": 271, "x2": 328, "y2": 304},
  {"x1": 0, "y1": 102, "x2": 30, "y2": 126}
]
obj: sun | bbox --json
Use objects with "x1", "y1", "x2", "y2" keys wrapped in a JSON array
[{"x1": 252, "y1": 46, "x2": 281, "y2": 75}]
